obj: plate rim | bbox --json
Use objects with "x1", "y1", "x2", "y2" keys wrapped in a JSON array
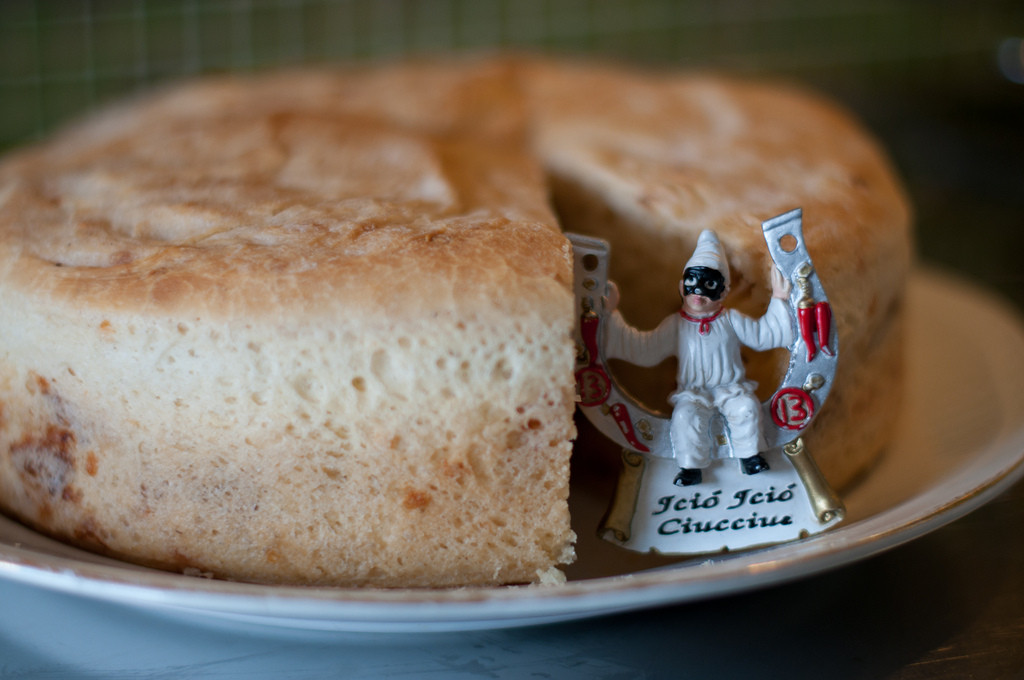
[{"x1": 2, "y1": 266, "x2": 1024, "y2": 632}]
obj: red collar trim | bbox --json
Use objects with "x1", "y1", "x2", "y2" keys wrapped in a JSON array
[{"x1": 679, "y1": 308, "x2": 723, "y2": 335}]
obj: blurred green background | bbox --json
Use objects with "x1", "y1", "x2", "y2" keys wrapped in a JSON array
[{"x1": 2, "y1": 0, "x2": 1022, "y2": 307}]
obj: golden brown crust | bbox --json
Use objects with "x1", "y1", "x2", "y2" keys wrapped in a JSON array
[{"x1": 0, "y1": 61, "x2": 567, "y2": 323}]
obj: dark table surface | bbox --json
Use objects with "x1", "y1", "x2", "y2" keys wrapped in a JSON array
[{"x1": 1, "y1": 477, "x2": 1022, "y2": 679}]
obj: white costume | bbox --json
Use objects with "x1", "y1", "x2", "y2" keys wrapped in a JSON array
[{"x1": 603, "y1": 232, "x2": 794, "y2": 469}]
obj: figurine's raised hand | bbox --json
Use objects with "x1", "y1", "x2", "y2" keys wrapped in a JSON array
[
  {"x1": 771, "y1": 266, "x2": 792, "y2": 300},
  {"x1": 603, "y1": 280, "x2": 620, "y2": 312}
]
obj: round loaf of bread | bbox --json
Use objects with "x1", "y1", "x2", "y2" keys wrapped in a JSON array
[{"x1": 0, "y1": 56, "x2": 912, "y2": 587}]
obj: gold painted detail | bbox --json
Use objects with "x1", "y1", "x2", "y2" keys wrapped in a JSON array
[
  {"x1": 599, "y1": 449, "x2": 647, "y2": 543},
  {"x1": 803, "y1": 373, "x2": 826, "y2": 392},
  {"x1": 795, "y1": 262, "x2": 815, "y2": 309},
  {"x1": 576, "y1": 342, "x2": 589, "y2": 366},
  {"x1": 784, "y1": 437, "x2": 845, "y2": 524}
]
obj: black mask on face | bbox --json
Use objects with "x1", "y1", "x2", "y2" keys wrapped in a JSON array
[{"x1": 682, "y1": 267, "x2": 726, "y2": 301}]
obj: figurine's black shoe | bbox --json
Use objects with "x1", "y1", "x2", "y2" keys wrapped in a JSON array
[
  {"x1": 673, "y1": 468, "x2": 703, "y2": 487},
  {"x1": 740, "y1": 454, "x2": 770, "y2": 475}
]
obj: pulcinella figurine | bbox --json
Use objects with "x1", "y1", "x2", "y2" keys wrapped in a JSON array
[{"x1": 570, "y1": 208, "x2": 844, "y2": 555}]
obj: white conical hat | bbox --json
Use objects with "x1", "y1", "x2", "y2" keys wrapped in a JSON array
[{"x1": 684, "y1": 230, "x2": 730, "y2": 287}]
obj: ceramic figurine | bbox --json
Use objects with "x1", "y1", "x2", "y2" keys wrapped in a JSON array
[
  {"x1": 602, "y1": 229, "x2": 792, "y2": 487},
  {"x1": 569, "y1": 208, "x2": 844, "y2": 556}
]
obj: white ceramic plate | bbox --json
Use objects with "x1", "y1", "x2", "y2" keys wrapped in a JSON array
[{"x1": 2, "y1": 268, "x2": 1023, "y2": 633}]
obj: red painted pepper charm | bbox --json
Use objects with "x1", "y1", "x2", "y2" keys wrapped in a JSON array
[
  {"x1": 816, "y1": 302, "x2": 833, "y2": 356},
  {"x1": 794, "y1": 263, "x2": 834, "y2": 361},
  {"x1": 609, "y1": 403, "x2": 650, "y2": 453},
  {"x1": 798, "y1": 303, "x2": 817, "y2": 362},
  {"x1": 575, "y1": 310, "x2": 612, "y2": 406}
]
